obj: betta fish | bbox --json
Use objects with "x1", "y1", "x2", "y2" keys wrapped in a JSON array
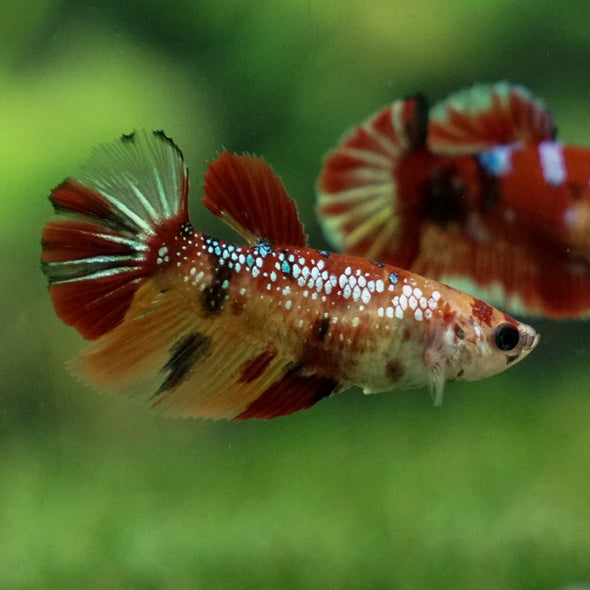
[
  {"x1": 317, "y1": 81, "x2": 590, "y2": 319},
  {"x1": 41, "y1": 130, "x2": 539, "y2": 419}
]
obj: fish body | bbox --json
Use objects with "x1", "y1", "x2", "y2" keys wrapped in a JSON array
[
  {"x1": 317, "y1": 82, "x2": 590, "y2": 318},
  {"x1": 41, "y1": 130, "x2": 539, "y2": 419}
]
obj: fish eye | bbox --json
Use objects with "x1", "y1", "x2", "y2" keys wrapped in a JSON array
[{"x1": 494, "y1": 324, "x2": 520, "y2": 351}]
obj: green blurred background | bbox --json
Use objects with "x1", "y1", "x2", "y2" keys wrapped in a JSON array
[{"x1": 3, "y1": 1, "x2": 590, "y2": 588}]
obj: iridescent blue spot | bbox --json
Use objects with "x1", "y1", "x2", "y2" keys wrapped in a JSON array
[
  {"x1": 371, "y1": 260, "x2": 385, "y2": 268},
  {"x1": 388, "y1": 272, "x2": 399, "y2": 284},
  {"x1": 281, "y1": 260, "x2": 291, "y2": 274},
  {"x1": 256, "y1": 240, "x2": 273, "y2": 257},
  {"x1": 478, "y1": 145, "x2": 514, "y2": 178},
  {"x1": 320, "y1": 250, "x2": 330, "y2": 258},
  {"x1": 246, "y1": 253, "x2": 255, "y2": 268},
  {"x1": 214, "y1": 245, "x2": 222, "y2": 257}
]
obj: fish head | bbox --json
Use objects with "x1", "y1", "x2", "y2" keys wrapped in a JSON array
[{"x1": 437, "y1": 299, "x2": 540, "y2": 387}]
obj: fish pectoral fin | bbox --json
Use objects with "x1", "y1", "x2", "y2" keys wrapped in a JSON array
[
  {"x1": 428, "y1": 81, "x2": 556, "y2": 155},
  {"x1": 201, "y1": 150, "x2": 308, "y2": 247},
  {"x1": 423, "y1": 336, "x2": 446, "y2": 406},
  {"x1": 427, "y1": 363, "x2": 445, "y2": 406}
]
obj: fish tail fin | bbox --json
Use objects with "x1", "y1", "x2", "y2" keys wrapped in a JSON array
[
  {"x1": 317, "y1": 96, "x2": 427, "y2": 262},
  {"x1": 41, "y1": 130, "x2": 189, "y2": 340}
]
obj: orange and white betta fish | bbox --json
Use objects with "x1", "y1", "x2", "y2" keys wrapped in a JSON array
[
  {"x1": 41, "y1": 131, "x2": 539, "y2": 419},
  {"x1": 317, "y1": 82, "x2": 590, "y2": 319}
]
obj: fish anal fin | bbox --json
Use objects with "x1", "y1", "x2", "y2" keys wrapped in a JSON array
[
  {"x1": 74, "y1": 280, "x2": 341, "y2": 420},
  {"x1": 428, "y1": 82, "x2": 556, "y2": 155},
  {"x1": 202, "y1": 151, "x2": 307, "y2": 247},
  {"x1": 235, "y1": 369, "x2": 340, "y2": 420}
]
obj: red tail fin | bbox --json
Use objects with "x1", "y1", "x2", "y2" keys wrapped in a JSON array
[{"x1": 41, "y1": 130, "x2": 189, "y2": 340}]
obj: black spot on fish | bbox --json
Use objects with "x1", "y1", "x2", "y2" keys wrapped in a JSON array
[
  {"x1": 403, "y1": 93, "x2": 429, "y2": 148},
  {"x1": 568, "y1": 181, "x2": 584, "y2": 200},
  {"x1": 203, "y1": 245, "x2": 234, "y2": 314},
  {"x1": 454, "y1": 324, "x2": 465, "y2": 340},
  {"x1": 158, "y1": 332, "x2": 211, "y2": 394},
  {"x1": 385, "y1": 359, "x2": 404, "y2": 382},
  {"x1": 312, "y1": 316, "x2": 330, "y2": 341},
  {"x1": 284, "y1": 361, "x2": 305, "y2": 378},
  {"x1": 371, "y1": 260, "x2": 386, "y2": 268},
  {"x1": 506, "y1": 354, "x2": 520, "y2": 365},
  {"x1": 423, "y1": 165, "x2": 468, "y2": 228},
  {"x1": 181, "y1": 222, "x2": 194, "y2": 235}
]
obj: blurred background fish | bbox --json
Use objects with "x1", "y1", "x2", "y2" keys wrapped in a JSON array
[{"x1": 317, "y1": 82, "x2": 590, "y2": 318}]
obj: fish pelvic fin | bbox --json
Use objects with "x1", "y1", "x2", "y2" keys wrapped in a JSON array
[
  {"x1": 428, "y1": 81, "x2": 556, "y2": 155},
  {"x1": 202, "y1": 151, "x2": 307, "y2": 247},
  {"x1": 317, "y1": 95, "x2": 428, "y2": 262},
  {"x1": 41, "y1": 130, "x2": 190, "y2": 340}
]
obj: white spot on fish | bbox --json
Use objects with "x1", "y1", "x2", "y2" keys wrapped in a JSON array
[
  {"x1": 538, "y1": 141, "x2": 566, "y2": 186},
  {"x1": 361, "y1": 287, "x2": 371, "y2": 305}
]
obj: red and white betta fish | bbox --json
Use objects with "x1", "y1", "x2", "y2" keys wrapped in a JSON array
[
  {"x1": 41, "y1": 130, "x2": 539, "y2": 419},
  {"x1": 317, "y1": 82, "x2": 590, "y2": 319}
]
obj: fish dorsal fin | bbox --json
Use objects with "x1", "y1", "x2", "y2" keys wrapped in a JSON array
[
  {"x1": 317, "y1": 96, "x2": 427, "y2": 258},
  {"x1": 202, "y1": 151, "x2": 307, "y2": 247},
  {"x1": 428, "y1": 82, "x2": 556, "y2": 155}
]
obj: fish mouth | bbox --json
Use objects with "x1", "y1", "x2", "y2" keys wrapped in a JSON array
[{"x1": 523, "y1": 330, "x2": 541, "y2": 352}]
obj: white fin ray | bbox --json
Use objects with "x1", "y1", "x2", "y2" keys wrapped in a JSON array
[{"x1": 79, "y1": 130, "x2": 188, "y2": 235}]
